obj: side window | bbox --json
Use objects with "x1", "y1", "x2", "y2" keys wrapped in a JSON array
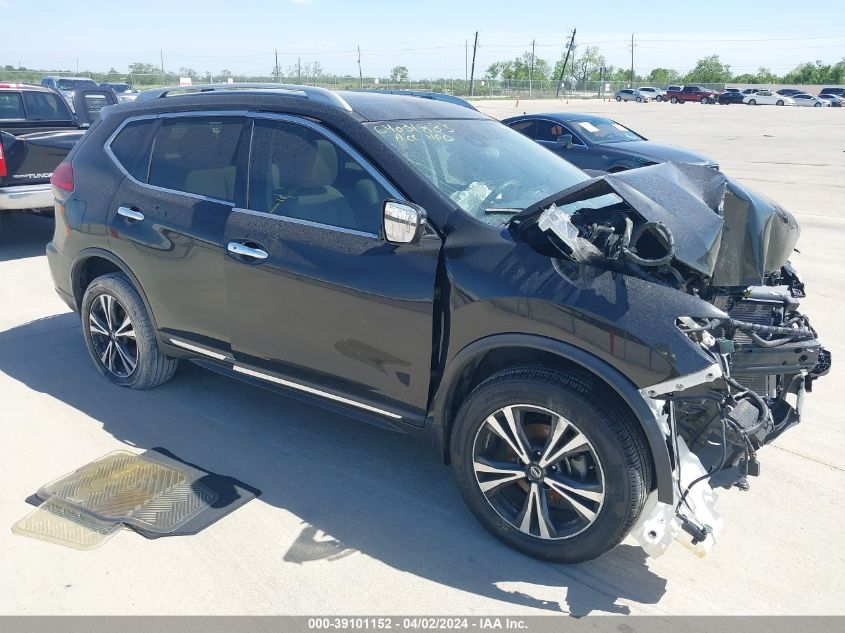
[
  {"x1": 22, "y1": 91, "x2": 72, "y2": 121},
  {"x1": 0, "y1": 92, "x2": 24, "y2": 119},
  {"x1": 110, "y1": 119, "x2": 158, "y2": 182},
  {"x1": 533, "y1": 120, "x2": 567, "y2": 142},
  {"x1": 248, "y1": 118, "x2": 389, "y2": 235},
  {"x1": 148, "y1": 116, "x2": 245, "y2": 201},
  {"x1": 508, "y1": 120, "x2": 535, "y2": 137}
]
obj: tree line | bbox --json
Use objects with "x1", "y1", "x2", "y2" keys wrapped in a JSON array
[
  {"x1": 3, "y1": 52, "x2": 844, "y2": 87},
  {"x1": 482, "y1": 48, "x2": 845, "y2": 86}
]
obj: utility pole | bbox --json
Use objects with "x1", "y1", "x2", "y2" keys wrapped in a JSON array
[
  {"x1": 275, "y1": 49, "x2": 279, "y2": 82},
  {"x1": 529, "y1": 38, "x2": 535, "y2": 98},
  {"x1": 629, "y1": 33, "x2": 635, "y2": 87},
  {"x1": 76, "y1": 58, "x2": 79, "y2": 74},
  {"x1": 357, "y1": 46, "x2": 363, "y2": 89},
  {"x1": 465, "y1": 40, "x2": 468, "y2": 84},
  {"x1": 297, "y1": 57, "x2": 301, "y2": 81},
  {"x1": 555, "y1": 28, "x2": 576, "y2": 98},
  {"x1": 160, "y1": 50, "x2": 164, "y2": 73},
  {"x1": 469, "y1": 31, "x2": 478, "y2": 97}
]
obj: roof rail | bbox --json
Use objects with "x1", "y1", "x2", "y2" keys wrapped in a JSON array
[{"x1": 135, "y1": 82, "x2": 352, "y2": 111}]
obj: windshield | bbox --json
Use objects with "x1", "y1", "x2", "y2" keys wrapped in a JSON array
[
  {"x1": 566, "y1": 118, "x2": 643, "y2": 145},
  {"x1": 56, "y1": 78, "x2": 97, "y2": 90},
  {"x1": 366, "y1": 119, "x2": 587, "y2": 225},
  {"x1": 108, "y1": 84, "x2": 135, "y2": 93}
]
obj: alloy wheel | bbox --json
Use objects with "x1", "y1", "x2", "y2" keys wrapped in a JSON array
[
  {"x1": 472, "y1": 404, "x2": 605, "y2": 540},
  {"x1": 88, "y1": 293, "x2": 138, "y2": 378}
]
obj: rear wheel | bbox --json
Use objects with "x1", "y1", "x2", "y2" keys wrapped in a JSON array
[
  {"x1": 615, "y1": 96, "x2": 622, "y2": 102},
  {"x1": 670, "y1": 96, "x2": 678, "y2": 104},
  {"x1": 700, "y1": 97, "x2": 710, "y2": 104},
  {"x1": 776, "y1": 100, "x2": 784, "y2": 106},
  {"x1": 450, "y1": 366, "x2": 652, "y2": 563},
  {"x1": 81, "y1": 273, "x2": 178, "y2": 389},
  {"x1": 655, "y1": 95, "x2": 663, "y2": 102},
  {"x1": 748, "y1": 99, "x2": 756, "y2": 105},
  {"x1": 814, "y1": 102, "x2": 821, "y2": 107},
  {"x1": 636, "y1": 96, "x2": 642, "y2": 103}
]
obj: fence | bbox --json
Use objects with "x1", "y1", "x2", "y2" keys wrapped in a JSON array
[{"x1": 0, "y1": 68, "x2": 729, "y2": 99}]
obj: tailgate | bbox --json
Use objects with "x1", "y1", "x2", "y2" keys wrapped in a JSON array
[{"x1": 0, "y1": 129, "x2": 83, "y2": 187}]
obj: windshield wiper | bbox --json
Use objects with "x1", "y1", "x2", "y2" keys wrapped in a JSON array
[{"x1": 484, "y1": 208, "x2": 522, "y2": 214}]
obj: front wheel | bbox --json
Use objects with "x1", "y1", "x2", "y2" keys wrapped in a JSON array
[
  {"x1": 814, "y1": 102, "x2": 821, "y2": 107},
  {"x1": 748, "y1": 99, "x2": 756, "y2": 105},
  {"x1": 636, "y1": 96, "x2": 642, "y2": 103},
  {"x1": 700, "y1": 97, "x2": 710, "y2": 104},
  {"x1": 615, "y1": 96, "x2": 622, "y2": 102},
  {"x1": 81, "y1": 273, "x2": 178, "y2": 389},
  {"x1": 670, "y1": 96, "x2": 678, "y2": 104},
  {"x1": 450, "y1": 366, "x2": 652, "y2": 563}
]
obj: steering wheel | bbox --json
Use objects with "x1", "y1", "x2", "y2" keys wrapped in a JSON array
[{"x1": 478, "y1": 179, "x2": 521, "y2": 214}]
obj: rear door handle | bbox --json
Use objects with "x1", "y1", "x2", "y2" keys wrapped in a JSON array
[
  {"x1": 227, "y1": 241, "x2": 269, "y2": 260},
  {"x1": 117, "y1": 206, "x2": 144, "y2": 221}
]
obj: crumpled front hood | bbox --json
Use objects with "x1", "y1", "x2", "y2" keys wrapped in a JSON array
[{"x1": 512, "y1": 162, "x2": 800, "y2": 287}]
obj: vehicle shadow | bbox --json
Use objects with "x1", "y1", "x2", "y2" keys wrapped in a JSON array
[
  {"x1": 0, "y1": 214, "x2": 54, "y2": 262},
  {"x1": 0, "y1": 313, "x2": 668, "y2": 615}
]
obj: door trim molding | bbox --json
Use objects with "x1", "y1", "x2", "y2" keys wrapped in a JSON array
[{"x1": 233, "y1": 365, "x2": 403, "y2": 419}]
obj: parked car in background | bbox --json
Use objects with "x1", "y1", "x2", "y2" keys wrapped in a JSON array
[
  {"x1": 666, "y1": 85, "x2": 681, "y2": 93},
  {"x1": 665, "y1": 85, "x2": 717, "y2": 104},
  {"x1": 819, "y1": 87, "x2": 845, "y2": 98},
  {"x1": 776, "y1": 88, "x2": 803, "y2": 97},
  {"x1": 792, "y1": 93, "x2": 828, "y2": 107},
  {"x1": 0, "y1": 83, "x2": 115, "y2": 225},
  {"x1": 40, "y1": 76, "x2": 99, "y2": 108},
  {"x1": 637, "y1": 86, "x2": 666, "y2": 102},
  {"x1": 717, "y1": 90, "x2": 745, "y2": 105},
  {"x1": 741, "y1": 88, "x2": 761, "y2": 95},
  {"x1": 614, "y1": 88, "x2": 650, "y2": 102},
  {"x1": 744, "y1": 90, "x2": 794, "y2": 106},
  {"x1": 818, "y1": 93, "x2": 843, "y2": 107},
  {"x1": 99, "y1": 82, "x2": 139, "y2": 103},
  {"x1": 45, "y1": 84, "x2": 828, "y2": 563},
  {"x1": 502, "y1": 112, "x2": 717, "y2": 172}
]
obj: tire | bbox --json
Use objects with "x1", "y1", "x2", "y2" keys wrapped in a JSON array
[
  {"x1": 450, "y1": 366, "x2": 652, "y2": 563},
  {"x1": 81, "y1": 272, "x2": 178, "y2": 389},
  {"x1": 748, "y1": 99, "x2": 756, "y2": 105},
  {"x1": 670, "y1": 96, "x2": 678, "y2": 104},
  {"x1": 636, "y1": 96, "x2": 642, "y2": 103},
  {"x1": 700, "y1": 97, "x2": 709, "y2": 105},
  {"x1": 615, "y1": 96, "x2": 622, "y2": 102},
  {"x1": 655, "y1": 95, "x2": 663, "y2": 102},
  {"x1": 776, "y1": 100, "x2": 784, "y2": 106},
  {"x1": 814, "y1": 102, "x2": 821, "y2": 107}
]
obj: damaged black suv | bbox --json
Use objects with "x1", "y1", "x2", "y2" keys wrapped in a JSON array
[{"x1": 46, "y1": 85, "x2": 830, "y2": 562}]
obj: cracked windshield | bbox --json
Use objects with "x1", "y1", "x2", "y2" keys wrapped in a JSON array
[{"x1": 368, "y1": 119, "x2": 587, "y2": 225}]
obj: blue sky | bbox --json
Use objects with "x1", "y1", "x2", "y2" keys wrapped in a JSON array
[{"x1": 2, "y1": 0, "x2": 843, "y2": 78}]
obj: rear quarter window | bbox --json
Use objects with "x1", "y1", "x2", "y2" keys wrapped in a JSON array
[
  {"x1": 0, "y1": 92, "x2": 25, "y2": 119},
  {"x1": 21, "y1": 91, "x2": 72, "y2": 121},
  {"x1": 109, "y1": 119, "x2": 158, "y2": 182}
]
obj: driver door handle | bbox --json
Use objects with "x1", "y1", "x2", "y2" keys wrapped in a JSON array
[{"x1": 227, "y1": 241, "x2": 269, "y2": 260}]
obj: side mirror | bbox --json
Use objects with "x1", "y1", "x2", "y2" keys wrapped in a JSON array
[
  {"x1": 383, "y1": 200, "x2": 427, "y2": 245},
  {"x1": 556, "y1": 134, "x2": 574, "y2": 149}
]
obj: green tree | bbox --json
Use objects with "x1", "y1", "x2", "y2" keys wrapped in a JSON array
[
  {"x1": 647, "y1": 67, "x2": 680, "y2": 84},
  {"x1": 572, "y1": 45, "x2": 606, "y2": 83},
  {"x1": 389, "y1": 65, "x2": 409, "y2": 82},
  {"x1": 684, "y1": 55, "x2": 731, "y2": 83}
]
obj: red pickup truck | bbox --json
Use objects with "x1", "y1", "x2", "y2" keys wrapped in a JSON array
[{"x1": 665, "y1": 85, "x2": 717, "y2": 104}]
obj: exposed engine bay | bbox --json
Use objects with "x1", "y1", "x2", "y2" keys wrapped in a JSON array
[{"x1": 511, "y1": 163, "x2": 831, "y2": 556}]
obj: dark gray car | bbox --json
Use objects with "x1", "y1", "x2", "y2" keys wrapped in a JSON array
[{"x1": 502, "y1": 112, "x2": 717, "y2": 173}]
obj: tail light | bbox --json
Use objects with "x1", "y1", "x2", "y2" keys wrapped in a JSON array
[
  {"x1": 50, "y1": 161, "x2": 74, "y2": 193},
  {"x1": 0, "y1": 142, "x2": 6, "y2": 177}
]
